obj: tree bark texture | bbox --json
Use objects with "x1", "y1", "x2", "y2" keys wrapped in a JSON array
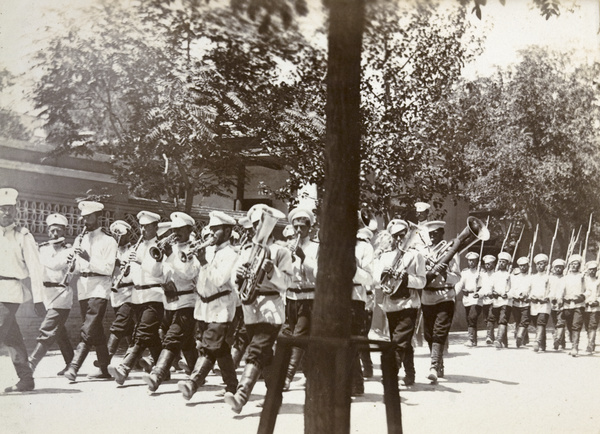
[{"x1": 305, "y1": 1, "x2": 365, "y2": 433}]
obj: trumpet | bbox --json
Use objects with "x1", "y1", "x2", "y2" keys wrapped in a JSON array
[
  {"x1": 61, "y1": 228, "x2": 87, "y2": 286},
  {"x1": 180, "y1": 235, "x2": 216, "y2": 262},
  {"x1": 38, "y1": 237, "x2": 66, "y2": 248},
  {"x1": 149, "y1": 233, "x2": 177, "y2": 261}
]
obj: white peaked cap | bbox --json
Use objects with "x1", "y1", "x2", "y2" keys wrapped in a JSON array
[
  {"x1": 137, "y1": 210, "x2": 160, "y2": 225},
  {"x1": 415, "y1": 202, "x2": 431, "y2": 212},
  {"x1": 170, "y1": 212, "x2": 195, "y2": 228},
  {"x1": 46, "y1": 213, "x2": 68, "y2": 227},
  {"x1": 208, "y1": 210, "x2": 236, "y2": 227},
  {"x1": 0, "y1": 188, "x2": 18, "y2": 206},
  {"x1": 78, "y1": 201, "x2": 104, "y2": 216}
]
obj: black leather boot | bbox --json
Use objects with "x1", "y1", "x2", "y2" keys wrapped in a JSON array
[
  {"x1": 569, "y1": 330, "x2": 580, "y2": 357},
  {"x1": 218, "y1": 354, "x2": 239, "y2": 394},
  {"x1": 143, "y1": 349, "x2": 176, "y2": 392},
  {"x1": 465, "y1": 327, "x2": 475, "y2": 347},
  {"x1": 231, "y1": 346, "x2": 245, "y2": 369},
  {"x1": 485, "y1": 322, "x2": 495, "y2": 345},
  {"x1": 224, "y1": 362, "x2": 261, "y2": 414},
  {"x1": 64, "y1": 342, "x2": 90, "y2": 382},
  {"x1": 177, "y1": 355, "x2": 215, "y2": 400},
  {"x1": 428, "y1": 342, "x2": 443, "y2": 384},
  {"x1": 28, "y1": 343, "x2": 48, "y2": 373},
  {"x1": 108, "y1": 344, "x2": 144, "y2": 385},
  {"x1": 88, "y1": 344, "x2": 112, "y2": 379},
  {"x1": 283, "y1": 347, "x2": 305, "y2": 391},
  {"x1": 494, "y1": 325, "x2": 507, "y2": 349}
]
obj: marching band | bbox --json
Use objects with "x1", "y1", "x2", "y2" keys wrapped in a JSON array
[{"x1": 1, "y1": 187, "x2": 599, "y2": 410}]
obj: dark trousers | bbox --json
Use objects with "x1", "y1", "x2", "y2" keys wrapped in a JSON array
[
  {"x1": 482, "y1": 304, "x2": 493, "y2": 323},
  {"x1": 79, "y1": 298, "x2": 108, "y2": 346},
  {"x1": 490, "y1": 305, "x2": 511, "y2": 326},
  {"x1": 386, "y1": 308, "x2": 418, "y2": 377},
  {"x1": 198, "y1": 321, "x2": 232, "y2": 360},
  {"x1": 422, "y1": 301, "x2": 455, "y2": 346},
  {"x1": 132, "y1": 302, "x2": 164, "y2": 348},
  {"x1": 37, "y1": 307, "x2": 73, "y2": 364},
  {"x1": 230, "y1": 306, "x2": 249, "y2": 352},
  {"x1": 563, "y1": 307, "x2": 584, "y2": 333},
  {"x1": 584, "y1": 311, "x2": 599, "y2": 332},
  {"x1": 245, "y1": 323, "x2": 281, "y2": 370},
  {"x1": 532, "y1": 313, "x2": 549, "y2": 327},
  {"x1": 162, "y1": 308, "x2": 196, "y2": 353},
  {"x1": 285, "y1": 298, "x2": 313, "y2": 338},
  {"x1": 550, "y1": 309, "x2": 564, "y2": 329},
  {"x1": 465, "y1": 304, "x2": 482, "y2": 328},
  {"x1": 0, "y1": 302, "x2": 32, "y2": 381},
  {"x1": 110, "y1": 302, "x2": 135, "y2": 340},
  {"x1": 513, "y1": 306, "x2": 530, "y2": 328}
]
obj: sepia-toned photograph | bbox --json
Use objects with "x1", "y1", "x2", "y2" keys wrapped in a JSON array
[{"x1": 1, "y1": 0, "x2": 599, "y2": 432}]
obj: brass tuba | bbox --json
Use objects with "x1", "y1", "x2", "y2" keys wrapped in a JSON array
[
  {"x1": 381, "y1": 225, "x2": 418, "y2": 296},
  {"x1": 426, "y1": 216, "x2": 490, "y2": 280},
  {"x1": 238, "y1": 207, "x2": 286, "y2": 305}
]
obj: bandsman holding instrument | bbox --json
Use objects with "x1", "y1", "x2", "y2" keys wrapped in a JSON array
[
  {"x1": 583, "y1": 261, "x2": 599, "y2": 355},
  {"x1": 109, "y1": 211, "x2": 166, "y2": 384},
  {"x1": 549, "y1": 258, "x2": 567, "y2": 350},
  {"x1": 491, "y1": 252, "x2": 513, "y2": 349},
  {"x1": 560, "y1": 254, "x2": 586, "y2": 357},
  {"x1": 143, "y1": 212, "x2": 200, "y2": 392},
  {"x1": 455, "y1": 252, "x2": 483, "y2": 347},
  {"x1": 282, "y1": 207, "x2": 319, "y2": 391},
  {"x1": 528, "y1": 254, "x2": 551, "y2": 352},
  {"x1": 178, "y1": 210, "x2": 238, "y2": 400},
  {"x1": 0, "y1": 188, "x2": 43, "y2": 392},
  {"x1": 375, "y1": 219, "x2": 426, "y2": 387},
  {"x1": 225, "y1": 205, "x2": 292, "y2": 414},
  {"x1": 479, "y1": 255, "x2": 497, "y2": 344},
  {"x1": 510, "y1": 257, "x2": 532, "y2": 348},
  {"x1": 64, "y1": 200, "x2": 117, "y2": 382},
  {"x1": 101, "y1": 220, "x2": 137, "y2": 366},
  {"x1": 29, "y1": 213, "x2": 74, "y2": 376}
]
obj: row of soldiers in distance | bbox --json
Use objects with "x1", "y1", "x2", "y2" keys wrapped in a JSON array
[{"x1": 3, "y1": 185, "x2": 598, "y2": 402}]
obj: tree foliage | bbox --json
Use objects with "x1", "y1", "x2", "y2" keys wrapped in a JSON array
[
  {"x1": 454, "y1": 47, "x2": 600, "y2": 255},
  {"x1": 0, "y1": 68, "x2": 31, "y2": 141},
  {"x1": 360, "y1": 1, "x2": 482, "y2": 221}
]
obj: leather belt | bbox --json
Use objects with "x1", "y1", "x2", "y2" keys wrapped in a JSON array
[
  {"x1": 256, "y1": 290, "x2": 279, "y2": 297},
  {"x1": 175, "y1": 290, "x2": 195, "y2": 296},
  {"x1": 288, "y1": 287, "x2": 315, "y2": 294},
  {"x1": 200, "y1": 290, "x2": 231, "y2": 303},
  {"x1": 80, "y1": 272, "x2": 109, "y2": 278},
  {"x1": 135, "y1": 284, "x2": 162, "y2": 290},
  {"x1": 43, "y1": 282, "x2": 65, "y2": 288},
  {"x1": 0, "y1": 276, "x2": 19, "y2": 281}
]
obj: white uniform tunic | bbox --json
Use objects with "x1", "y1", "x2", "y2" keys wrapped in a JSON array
[
  {"x1": 584, "y1": 275, "x2": 600, "y2": 313},
  {"x1": 160, "y1": 243, "x2": 200, "y2": 310},
  {"x1": 130, "y1": 238, "x2": 165, "y2": 304},
  {"x1": 233, "y1": 241, "x2": 292, "y2": 325},
  {"x1": 420, "y1": 244, "x2": 460, "y2": 305},
  {"x1": 286, "y1": 237, "x2": 319, "y2": 301},
  {"x1": 353, "y1": 238, "x2": 374, "y2": 303},
  {"x1": 479, "y1": 270, "x2": 495, "y2": 306},
  {"x1": 195, "y1": 240, "x2": 238, "y2": 323},
  {"x1": 110, "y1": 244, "x2": 134, "y2": 308},
  {"x1": 509, "y1": 272, "x2": 531, "y2": 309},
  {"x1": 455, "y1": 268, "x2": 483, "y2": 307},
  {"x1": 548, "y1": 274, "x2": 564, "y2": 311},
  {"x1": 374, "y1": 248, "x2": 426, "y2": 312},
  {"x1": 529, "y1": 273, "x2": 551, "y2": 316},
  {"x1": 75, "y1": 227, "x2": 117, "y2": 301},
  {"x1": 0, "y1": 224, "x2": 44, "y2": 304},
  {"x1": 559, "y1": 273, "x2": 585, "y2": 309},
  {"x1": 39, "y1": 242, "x2": 73, "y2": 309},
  {"x1": 491, "y1": 270, "x2": 512, "y2": 308}
]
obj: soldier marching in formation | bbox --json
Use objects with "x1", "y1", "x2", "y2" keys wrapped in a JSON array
[{"x1": 1, "y1": 187, "x2": 599, "y2": 411}]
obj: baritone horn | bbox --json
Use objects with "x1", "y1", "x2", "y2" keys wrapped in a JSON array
[
  {"x1": 238, "y1": 207, "x2": 286, "y2": 304},
  {"x1": 427, "y1": 216, "x2": 490, "y2": 275},
  {"x1": 358, "y1": 208, "x2": 378, "y2": 231}
]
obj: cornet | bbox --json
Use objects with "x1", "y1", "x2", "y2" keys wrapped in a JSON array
[
  {"x1": 180, "y1": 235, "x2": 216, "y2": 263},
  {"x1": 149, "y1": 233, "x2": 177, "y2": 261}
]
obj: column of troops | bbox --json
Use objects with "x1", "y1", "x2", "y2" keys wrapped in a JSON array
[{"x1": 1, "y1": 188, "x2": 599, "y2": 408}]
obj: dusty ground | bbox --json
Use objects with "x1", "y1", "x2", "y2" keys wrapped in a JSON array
[{"x1": 1, "y1": 329, "x2": 598, "y2": 434}]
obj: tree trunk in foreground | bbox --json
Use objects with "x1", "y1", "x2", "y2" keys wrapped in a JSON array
[{"x1": 305, "y1": 1, "x2": 365, "y2": 433}]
